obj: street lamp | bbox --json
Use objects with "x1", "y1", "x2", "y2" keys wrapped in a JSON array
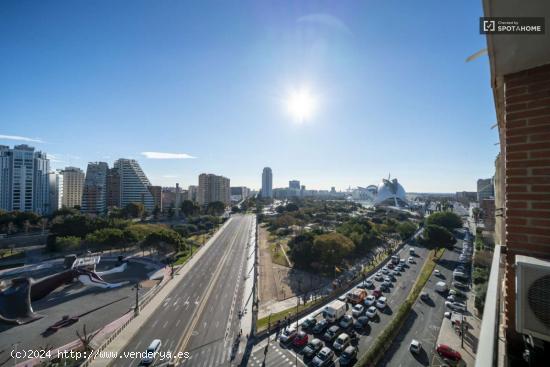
[{"x1": 133, "y1": 281, "x2": 142, "y2": 315}]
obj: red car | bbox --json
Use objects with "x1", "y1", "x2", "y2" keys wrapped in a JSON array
[
  {"x1": 293, "y1": 331, "x2": 308, "y2": 347},
  {"x1": 372, "y1": 289, "x2": 382, "y2": 298},
  {"x1": 436, "y1": 344, "x2": 461, "y2": 361},
  {"x1": 387, "y1": 263, "x2": 395, "y2": 269}
]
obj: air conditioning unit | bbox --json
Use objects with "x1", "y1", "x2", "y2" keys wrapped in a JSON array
[{"x1": 516, "y1": 255, "x2": 550, "y2": 342}]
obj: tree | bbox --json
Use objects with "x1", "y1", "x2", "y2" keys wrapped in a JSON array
[
  {"x1": 181, "y1": 200, "x2": 200, "y2": 217},
  {"x1": 422, "y1": 224, "x2": 456, "y2": 249},
  {"x1": 206, "y1": 201, "x2": 226, "y2": 216},
  {"x1": 288, "y1": 232, "x2": 315, "y2": 269},
  {"x1": 47, "y1": 236, "x2": 81, "y2": 252},
  {"x1": 142, "y1": 229, "x2": 185, "y2": 254},
  {"x1": 85, "y1": 228, "x2": 126, "y2": 249},
  {"x1": 123, "y1": 202, "x2": 145, "y2": 219},
  {"x1": 312, "y1": 232, "x2": 355, "y2": 274},
  {"x1": 425, "y1": 212, "x2": 462, "y2": 231},
  {"x1": 396, "y1": 221, "x2": 417, "y2": 240}
]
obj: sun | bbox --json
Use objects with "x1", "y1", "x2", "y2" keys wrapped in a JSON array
[{"x1": 286, "y1": 88, "x2": 317, "y2": 123}]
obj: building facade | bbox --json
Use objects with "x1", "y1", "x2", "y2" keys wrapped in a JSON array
[
  {"x1": 187, "y1": 185, "x2": 198, "y2": 202},
  {"x1": 198, "y1": 173, "x2": 230, "y2": 206},
  {"x1": 61, "y1": 166, "x2": 84, "y2": 208},
  {"x1": 230, "y1": 186, "x2": 250, "y2": 202},
  {"x1": 114, "y1": 159, "x2": 155, "y2": 212},
  {"x1": 289, "y1": 180, "x2": 300, "y2": 190},
  {"x1": 48, "y1": 171, "x2": 63, "y2": 214},
  {"x1": 476, "y1": 177, "x2": 494, "y2": 202},
  {"x1": 0, "y1": 144, "x2": 50, "y2": 215},
  {"x1": 81, "y1": 162, "x2": 109, "y2": 215},
  {"x1": 148, "y1": 185, "x2": 162, "y2": 212},
  {"x1": 261, "y1": 167, "x2": 273, "y2": 199},
  {"x1": 106, "y1": 167, "x2": 121, "y2": 208}
]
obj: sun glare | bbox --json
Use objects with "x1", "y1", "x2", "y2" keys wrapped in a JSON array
[{"x1": 286, "y1": 88, "x2": 317, "y2": 123}]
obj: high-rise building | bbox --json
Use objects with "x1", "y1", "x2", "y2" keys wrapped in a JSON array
[
  {"x1": 114, "y1": 159, "x2": 155, "y2": 212},
  {"x1": 187, "y1": 185, "x2": 198, "y2": 202},
  {"x1": 0, "y1": 144, "x2": 50, "y2": 215},
  {"x1": 261, "y1": 167, "x2": 273, "y2": 199},
  {"x1": 106, "y1": 167, "x2": 121, "y2": 208},
  {"x1": 198, "y1": 173, "x2": 230, "y2": 206},
  {"x1": 477, "y1": 178, "x2": 494, "y2": 202},
  {"x1": 61, "y1": 167, "x2": 84, "y2": 208},
  {"x1": 289, "y1": 180, "x2": 300, "y2": 190},
  {"x1": 81, "y1": 162, "x2": 108, "y2": 215},
  {"x1": 230, "y1": 186, "x2": 250, "y2": 202},
  {"x1": 148, "y1": 185, "x2": 162, "y2": 212},
  {"x1": 48, "y1": 171, "x2": 63, "y2": 214}
]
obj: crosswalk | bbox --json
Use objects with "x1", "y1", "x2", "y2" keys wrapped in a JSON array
[
  {"x1": 184, "y1": 340, "x2": 231, "y2": 367},
  {"x1": 248, "y1": 343, "x2": 303, "y2": 367}
]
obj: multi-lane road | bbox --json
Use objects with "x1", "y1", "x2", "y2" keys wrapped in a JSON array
[{"x1": 110, "y1": 214, "x2": 254, "y2": 367}]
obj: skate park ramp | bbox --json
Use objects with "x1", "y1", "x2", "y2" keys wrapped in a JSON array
[{"x1": 0, "y1": 278, "x2": 42, "y2": 325}]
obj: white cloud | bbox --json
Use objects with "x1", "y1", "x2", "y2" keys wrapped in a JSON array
[
  {"x1": 141, "y1": 152, "x2": 197, "y2": 159},
  {"x1": 296, "y1": 13, "x2": 353, "y2": 36},
  {"x1": 0, "y1": 134, "x2": 44, "y2": 143}
]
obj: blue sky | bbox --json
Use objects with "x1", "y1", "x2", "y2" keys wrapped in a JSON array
[{"x1": 0, "y1": 1, "x2": 498, "y2": 192}]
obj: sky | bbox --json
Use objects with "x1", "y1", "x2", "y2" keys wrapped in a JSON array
[{"x1": 0, "y1": 1, "x2": 499, "y2": 192}]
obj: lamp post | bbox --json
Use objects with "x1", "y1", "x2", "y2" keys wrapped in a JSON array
[{"x1": 133, "y1": 281, "x2": 142, "y2": 315}]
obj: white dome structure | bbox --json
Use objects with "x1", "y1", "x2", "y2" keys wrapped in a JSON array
[{"x1": 373, "y1": 177, "x2": 408, "y2": 207}]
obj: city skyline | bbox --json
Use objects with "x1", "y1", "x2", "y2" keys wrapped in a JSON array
[{"x1": 1, "y1": 1, "x2": 498, "y2": 192}]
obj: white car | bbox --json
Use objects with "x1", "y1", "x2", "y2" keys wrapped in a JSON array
[
  {"x1": 445, "y1": 301, "x2": 467, "y2": 312},
  {"x1": 434, "y1": 269, "x2": 441, "y2": 277},
  {"x1": 410, "y1": 339, "x2": 422, "y2": 354},
  {"x1": 364, "y1": 279, "x2": 374, "y2": 288},
  {"x1": 447, "y1": 295, "x2": 456, "y2": 302},
  {"x1": 364, "y1": 295, "x2": 376, "y2": 306},
  {"x1": 352, "y1": 304, "x2": 364, "y2": 318},
  {"x1": 333, "y1": 333, "x2": 351, "y2": 352},
  {"x1": 376, "y1": 296, "x2": 387, "y2": 310},
  {"x1": 366, "y1": 306, "x2": 377, "y2": 318},
  {"x1": 279, "y1": 326, "x2": 297, "y2": 343},
  {"x1": 408, "y1": 256, "x2": 414, "y2": 264}
]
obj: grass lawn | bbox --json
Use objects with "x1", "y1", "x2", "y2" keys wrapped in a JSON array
[
  {"x1": 173, "y1": 245, "x2": 198, "y2": 265},
  {"x1": 257, "y1": 297, "x2": 324, "y2": 331}
]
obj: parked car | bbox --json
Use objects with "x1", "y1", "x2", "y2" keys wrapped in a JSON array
[
  {"x1": 381, "y1": 267, "x2": 389, "y2": 274},
  {"x1": 408, "y1": 256, "x2": 415, "y2": 264},
  {"x1": 391, "y1": 270, "x2": 400, "y2": 277},
  {"x1": 374, "y1": 273, "x2": 384, "y2": 281},
  {"x1": 381, "y1": 281, "x2": 391, "y2": 290},
  {"x1": 410, "y1": 339, "x2": 422, "y2": 354},
  {"x1": 447, "y1": 295, "x2": 456, "y2": 302},
  {"x1": 364, "y1": 279, "x2": 374, "y2": 288},
  {"x1": 434, "y1": 269, "x2": 441, "y2": 277},
  {"x1": 338, "y1": 294, "x2": 347, "y2": 302},
  {"x1": 452, "y1": 281, "x2": 469, "y2": 290},
  {"x1": 387, "y1": 263, "x2": 395, "y2": 269},
  {"x1": 364, "y1": 295, "x2": 376, "y2": 306},
  {"x1": 339, "y1": 314, "x2": 354, "y2": 329},
  {"x1": 279, "y1": 326, "x2": 298, "y2": 343},
  {"x1": 372, "y1": 288, "x2": 382, "y2": 298},
  {"x1": 420, "y1": 292, "x2": 430, "y2": 301},
  {"x1": 301, "y1": 316, "x2": 317, "y2": 330},
  {"x1": 333, "y1": 333, "x2": 351, "y2": 352},
  {"x1": 339, "y1": 346, "x2": 357, "y2": 366},
  {"x1": 376, "y1": 296, "x2": 387, "y2": 310},
  {"x1": 323, "y1": 325, "x2": 341, "y2": 343},
  {"x1": 352, "y1": 304, "x2": 364, "y2": 318},
  {"x1": 436, "y1": 344, "x2": 462, "y2": 362},
  {"x1": 445, "y1": 301, "x2": 467, "y2": 312},
  {"x1": 311, "y1": 347, "x2": 335, "y2": 367},
  {"x1": 366, "y1": 306, "x2": 377, "y2": 318},
  {"x1": 293, "y1": 331, "x2": 308, "y2": 347},
  {"x1": 312, "y1": 319, "x2": 329, "y2": 334},
  {"x1": 303, "y1": 338, "x2": 324, "y2": 359},
  {"x1": 354, "y1": 316, "x2": 369, "y2": 331}
]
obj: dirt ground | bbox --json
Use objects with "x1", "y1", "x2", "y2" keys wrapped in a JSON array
[{"x1": 258, "y1": 225, "x2": 329, "y2": 306}]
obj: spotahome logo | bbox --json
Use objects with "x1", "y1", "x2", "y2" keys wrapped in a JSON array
[{"x1": 480, "y1": 17, "x2": 545, "y2": 35}]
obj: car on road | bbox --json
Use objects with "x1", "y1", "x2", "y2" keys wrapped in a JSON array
[
  {"x1": 311, "y1": 347, "x2": 335, "y2": 367},
  {"x1": 410, "y1": 339, "x2": 422, "y2": 354},
  {"x1": 445, "y1": 301, "x2": 467, "y2": 312},
  {"x1": 301, "y1": 316, "x2": 317, "y2": 330},
  {"x1": 339, "y1": 315, "x2": 354, "y2": 329},
  {"x1": 354, "y1": 316, "x2": 369, "y2": 331},
  {"x1": 420, "y1": 292, "x2": 430, "y2": 301},
  {"x1": 452, "y1": 281, "x2": 469, "y2": 290},
  {"x1": 408, "y1": 256, "x2": 415, "y2": 264},
  {"x1": 140, "y1": 339, "x2": 162, "y2": 365},
  {"x1": 293, "y1": 331, "x2": 308, "y2": 347},
  {"x1": 364, "y1": 295, "x2": 376, "y2": 306},
  {"x1": 372, "y1": 288, "x2": 382, "y2": 298},
  {"x1": 323, "y1": 325, "x2": 341, "y2": 343},
  {"x1": 313, "y1": 319, "x2": 329, "y2": 334},
  {"x1": 436, "y1": 344, "x2": 462, "y2": 362},
  {"x1": 339, "y1": 345, "x2": 357, "y2": 366},
  {"x1": 333, "y1": 333, "x2": 351, "y2": 352},
  {"x1": 303, "y1": 338, "x2": 324, "y2": 358},
  {"x1": 366, "y1": 306, "x2": 377, "y2": 319},
  {"x1": 279, "y1": 326, "x2": 297, "y2": 343},
  {"x1": 352, "y1": 304, "x2": 364, "y2": 318},
  {"x1": 376, "y1": 296, "x2": 387, "y2": 310}
]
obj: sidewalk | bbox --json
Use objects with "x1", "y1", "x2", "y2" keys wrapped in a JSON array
[
  {"x1": 434, "y1": 289, "x2": 480, "y2": 366},
  {"x1": 88, "y1": 218, "x2": 233, "y2": 367}
]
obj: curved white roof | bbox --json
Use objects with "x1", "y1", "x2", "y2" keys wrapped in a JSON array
[{"x1": 373, "y1": 178, "x2": 408, "y2": 207}]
